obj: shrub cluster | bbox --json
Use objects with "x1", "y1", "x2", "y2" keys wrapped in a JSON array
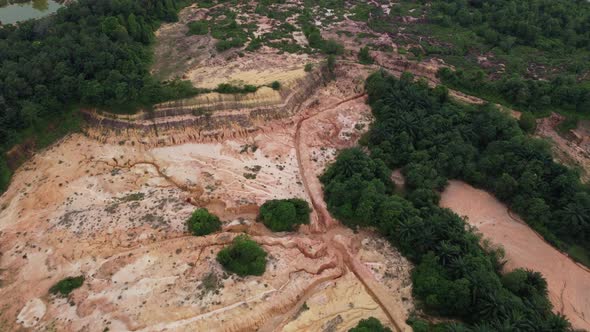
[
  {"x1": 258, "y1": 198, "x2": 311, "y2": 232},
  {"x1": 49, "y1": 276, "x2": 85, "y2": 296},
  {"x1": 217, "y1": 235, "x2": 267, "y2": 276},
  {"x1": 187, "y1": 208, "x2": 221, "y2": 236}
]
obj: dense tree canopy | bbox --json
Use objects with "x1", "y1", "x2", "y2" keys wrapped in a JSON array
[
  {"x1": 0, "y1": 0, "x2": 198, "y2": 192},
  {"x1": 321, "y1": 72, "x2": 582, "y2": 330},
  {"x1": 430, "y1": 0, "x2": 590, "y2": 51},
  {"x1": 391, "y1": 0, "x2": 590, "y2": 118},
  {"x1": 258, "y1": 198, "x2": 311, "y2": 232}
]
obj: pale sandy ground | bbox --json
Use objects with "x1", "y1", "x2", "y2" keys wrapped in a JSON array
[{"x1": 440, "y1": 180, "x2": 590, "y2": 330}]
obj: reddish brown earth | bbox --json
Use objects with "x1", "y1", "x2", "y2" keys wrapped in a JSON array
[{"x1": 441, "y1": 181, "x2": 590, "y2": 330}]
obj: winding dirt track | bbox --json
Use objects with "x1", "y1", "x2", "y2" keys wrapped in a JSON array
[
  {"x1": 294, "y1": 93, "x2": 366, "y2": 231},
  {"x1": 292, "y1": 93, "x2": 410, "y2": 332}
]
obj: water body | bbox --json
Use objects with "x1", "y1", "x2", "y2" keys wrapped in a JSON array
[{"x1": 0, "y1": 0, "x2": 63, "y2": 25}]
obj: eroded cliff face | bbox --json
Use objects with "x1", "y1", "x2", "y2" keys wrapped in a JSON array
[{"x1": 82, "y1": 67, "x2": 325, "y2": 147}]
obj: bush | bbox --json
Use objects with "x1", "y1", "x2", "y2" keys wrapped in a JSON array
[
  {"x1": 187, "y1": 21, "x2": 208, "y2": 35},
  {"x1": 358, "y1": 46, "x2": 374, "y2": 65},
  {"x1": 258, "y1": 198, "x2": 311, "y2": 232},
  {"x1": 215, "y1": 83, "x2": 259, "y2": 94},
  {"x1": 322, "y1": 39, "x2": 344, "y2": 55},
  {"x1": 187, "y1": 208, "x2": 221, "y2": 236},
  {"x1": 217, "y1": 235, "x2": 267, "y2": 276},
  {"x1": 304, "y1": 63, "x2": 314, "y2": 72},
  {"x1": 349, "y1": 317, "x2": 392, "y2": 332},
  {"x1": 518, "y1": 112, "x2": 537, "y2": 133},
  {"x1": 49, "y1": 276, "x2": 85, "y2": 296},
  {"x1": 215, "y1": 37, "x2": 246, "y2": 52},
  {"x1": 270, "y1": 81, "x2": 281, "y2": 90}
]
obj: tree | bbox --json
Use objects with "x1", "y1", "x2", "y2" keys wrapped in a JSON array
[
  {"x1": 358, "y1": 46, "x2": 374, "y2": 65},
  {"x1": 187, "y1": 208, "x2": 221, "y2": 236},
  {"x1": 321, "y1": 72, "x2": 574, "y2": 330},
  {"x1": 258, "y1": 199, "x2": 311, "y2": 232},
  {"x1": 270, "y1": 81, "x2": 281, "y2": 90},
  {"x1": 217, "y1": 235, "x2": 267, "y2": 276}
]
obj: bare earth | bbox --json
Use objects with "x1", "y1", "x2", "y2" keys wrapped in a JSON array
[
  {"x1": 0, "y1": 64, "x2": 414, "y2": 332},
  {"x1": 440, "y1": 181, "x2": 590, "y2": 330}
]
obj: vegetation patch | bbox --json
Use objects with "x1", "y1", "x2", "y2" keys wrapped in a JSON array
[
  {"x1": 187, "y1": 208, "x2": 222, "y2": 236},
  {"x1": 187, "y1": 20, "x2": 209, "y2": 35},
  {"x1": 557, "y1": 115, "x2": 580, "y2": 137},
  {"x1": 198, "y1": 272, "x2": 222, "y2": 296},
  {"x1": 395, "y1": 0, "x2": 590, "y2": 119},
  {"x1": 349, "y1": 317, "x2": 391, "y2": 332},
  {"x1": 217, "y1": 235, "x2": 267, "y2": 277},
  {"x1": 518, "y1": 112, "x2": 537, "y2": 134},
  {"x1": 49, "y1": 276, "x2": 85, "y2": 297},
  {"x1": 258, "y1": 198, "x2": 311, "y2": 232},
  {"x1": 358, "y1": 46, "x2": 374, "y2": 65},
  {"x1": 118, "y1": 192, "x2": 145, "y2": 202}
]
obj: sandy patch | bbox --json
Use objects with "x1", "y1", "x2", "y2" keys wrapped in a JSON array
[{"x1": 17, "y1": 298, "x2": 46, "y2": 328}]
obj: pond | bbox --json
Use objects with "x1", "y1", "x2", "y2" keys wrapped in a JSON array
[{"x1": 0, "y1": 0, "x2": 63, "y2": 25}]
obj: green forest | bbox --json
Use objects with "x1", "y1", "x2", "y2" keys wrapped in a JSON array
[
  {"x1": 0, "y1": 0, "x2": 198, "y2": 192},
  {"x1": 322, "y1": 72, "x2": 589, "y2": 330}
]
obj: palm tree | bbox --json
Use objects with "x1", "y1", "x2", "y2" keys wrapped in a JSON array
[
  {"x1": 438, "y1": 240, "x2": 461, "y2": 267},
  {"x1": 543, "y1": 313, "x2": 571, "y2": 331},
  {"x1": 525, "y1": 269, "x2": 548, "y2": 296},
  {"x1": 478, "y1": 291, "x2": 504, "y2": 321},
  {"x1": 559, "y1": 202, "x2": 589, "y2": 230}
]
